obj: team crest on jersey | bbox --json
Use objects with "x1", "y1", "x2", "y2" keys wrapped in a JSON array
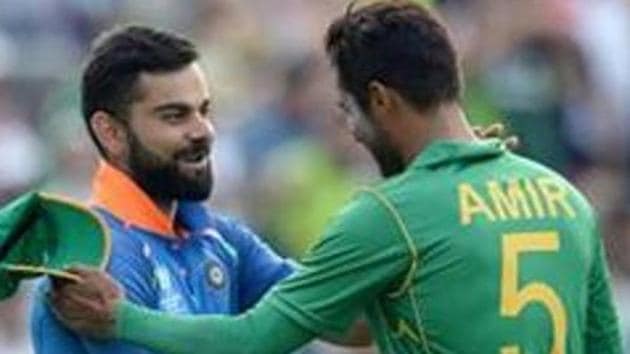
[
  {"x1": 154, "y1": 264, "x2": 187, "y2": 313},
  {"x1": 206, "y1": 261, "x2": 226, "y2": 289}
]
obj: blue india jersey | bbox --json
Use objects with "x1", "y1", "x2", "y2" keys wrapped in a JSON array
[{"x1": 30, "y1": 202, "x2": 294, "y2": 354}]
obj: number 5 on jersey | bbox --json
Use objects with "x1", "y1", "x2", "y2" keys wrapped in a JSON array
[{"x1": 501, "y1": 231, "x2": 568, "y2": 354}]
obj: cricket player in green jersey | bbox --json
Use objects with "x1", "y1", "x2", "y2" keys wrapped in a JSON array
[{"x1": 50, "y1": 1, "x2": 622, "y2": 353}]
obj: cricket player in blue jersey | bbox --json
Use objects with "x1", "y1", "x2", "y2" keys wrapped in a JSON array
[{"x1": 29, "y1": 25, "x2": 347, "y2": 353}]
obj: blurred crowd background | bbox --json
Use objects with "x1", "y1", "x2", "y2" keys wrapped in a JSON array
[{"x1": 0, "y1": 0, "x2": 628, "y2": 353}]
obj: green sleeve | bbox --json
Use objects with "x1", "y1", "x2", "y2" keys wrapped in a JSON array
[
  {"x1": 114, "y1": 191, "x2": 409, "y2": 353},
  {"x1": 266, "y1": 190, "x2": 411, "y2": 335},
  {"x1": 116, "y1": 298, "x2": 314, "y2": 354},
  {"x1": 585, "y1": 228, "x2": 623, "y2": 353}
]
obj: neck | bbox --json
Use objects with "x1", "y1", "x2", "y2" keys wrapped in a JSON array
[{"x1": 399, "y1": 102, "x2": 475, "y2": 165}]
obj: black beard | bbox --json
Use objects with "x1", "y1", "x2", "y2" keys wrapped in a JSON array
[
  {"x1": 127, "y1": 132, "x2": 212, "y2": 202},
  {"x1": 363, "y1": 121, "x2": 406, "y2": 178},
  {"x1": 368, "y1": 142, "x2": 406, "y2": 178}
]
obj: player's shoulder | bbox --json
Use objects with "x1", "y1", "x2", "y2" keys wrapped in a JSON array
[
  {"x1": 508, "y1": 153, "x2": 594, "y2": 208},
  {"x1": 178, "y1": 201, "x2": 263, "y2": 249},
  {"x1": 176, "y1": 201, "x2": 244, "y2": 230},
  {"x1": 330, "y1": 184, "x2": 404, "y2": 232},
  {"x1": 204, "y1": 207, "x2": 255, "y2": 239},
  {"x1": 356, "y1": 167, "x2": 439, "y2": 212}
]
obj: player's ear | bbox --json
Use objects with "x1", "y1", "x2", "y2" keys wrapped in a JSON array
[
  {"x1": 90, "y1": 111, "x2": 128, "y2": 160},
  {"x1": 367, "y1": 81, "x2": 392, "y2": 117},
  {"x1": 367, "y1": 80, "x2": 402, "y2": 124}
]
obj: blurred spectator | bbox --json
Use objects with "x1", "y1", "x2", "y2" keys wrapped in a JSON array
[
  {"x1": 0, "y1": 85, "x2": 45, "y2": 203},
  {"x1": 481, "y1": 34, "x2": 592, "y2": 175}
]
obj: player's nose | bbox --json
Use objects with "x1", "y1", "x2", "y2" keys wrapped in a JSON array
[{"x1": 187, "y1": 115, "x2": 215, "y2": 146}]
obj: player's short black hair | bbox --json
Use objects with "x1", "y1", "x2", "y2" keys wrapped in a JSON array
[
  {"x1": 81, "y1": 25, "x2": 199, "y2": 156},
  {"x1": 325, "y1": 1, "x2": 461, "y2": 114}
]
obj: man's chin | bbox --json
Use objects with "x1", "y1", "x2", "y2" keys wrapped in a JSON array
[
  {"x1": 182, "y1": 191, "x2": 211, "y2": 201},
  {"x1": 176, "y1": 175, "x2": 212, "y2": 201},
  {"x1": 367, "y1": 147, "x2": 406, "y2": 178}
]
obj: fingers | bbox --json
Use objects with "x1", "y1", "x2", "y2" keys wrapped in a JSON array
[
  {"x1": 50, "y1": 284, "x2": 102, "y2": 312},
  {"x1": 481, "y1": 123, "x2": 505, "y2": 138},
  {"x1": 48, "y1": 279, "x2": 118, "y2": 339},
  {"x1": 52, "y1": 277, "x2": 103, "y2": 301},
  {"x1": 473, "y1": 123, "x2": 505, "y2": 139},
  {"x1": 51, "y1": 267, "x2": 123, "y2": 302},
  {"x1": 472, "y1": 123, "x2": 520, "y2": 151},
  {"x1": 47, "y1": 267, "x2": 123, "y2": 339},
  {"x1": 50, "y1": 291, "x2": 93, "y2": 324},
  {"x1": 64, "y1": 265, "x2": 101, "y2": 279}
]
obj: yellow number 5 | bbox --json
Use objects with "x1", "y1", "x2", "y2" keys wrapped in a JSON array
[{"x1": 500, "y1": 232, "x2": 567, "y2": 354}]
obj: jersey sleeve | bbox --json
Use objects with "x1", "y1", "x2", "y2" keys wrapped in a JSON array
[
  {"x1": 79, "y1": 233, "x2": 158, "y2": 353},
  {"x1": 116, "y1": 298, "x2": 314, "y2": 354},
  {"x1": 103, "y1": 234, "x2": 156, "y2": 305},
  {"x1": 585, "y1": 225, "x2": 623, "y2": 353},
  {"x1": 266, "y1": 190, "x2": 411, "y2": 335},
  {"x1": 218, "y1": 217, "x2": 295, "y2": 311},
  {"x1": 30, "y1": 235, "x2": 157, "y2": 354}
]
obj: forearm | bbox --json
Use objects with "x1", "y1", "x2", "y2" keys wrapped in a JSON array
[{"x1": 115, "y1": 300, "x2": 314, "y2": 354}]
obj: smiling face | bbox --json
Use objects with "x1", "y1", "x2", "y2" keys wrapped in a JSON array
[{"x1": 121, "y1": 62, "x2": 215, "y2": 201}]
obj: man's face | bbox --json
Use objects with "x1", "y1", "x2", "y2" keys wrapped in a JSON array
[
  {"x1": 122, "y1": 62, "x2": 214, "y2": 201},
  {"x1": 338, "y1": 92, "x2": 405, "y2": 177}
]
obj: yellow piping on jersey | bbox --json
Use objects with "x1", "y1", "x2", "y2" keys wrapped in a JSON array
[
  {"x1": 360, "y1": 187, "x2": 432, "y2": 353},
  {"x1": 359, "y1": 187, "x2": 418, "y2": 297}
]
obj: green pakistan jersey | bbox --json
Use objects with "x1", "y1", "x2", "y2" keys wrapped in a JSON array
[
  {"x1": 114, "y1": 139, "x2": 622, "y2": 354},
  {"x1": 267, "y1": 139, "x2": 621, "y2": 353}
]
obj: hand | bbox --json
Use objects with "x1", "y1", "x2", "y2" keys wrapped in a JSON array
[
  {"x1": 473, "y1": 123, "x2": 520, "y2": 150},
  {"x1": 49, "y1": 267, "x2": 123, "y2": 339}
]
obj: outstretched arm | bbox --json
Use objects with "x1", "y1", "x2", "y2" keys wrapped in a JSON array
[
  {"x1": 116, "y1": 297, "x2": 314, "y2": 354},
  {"x1": 50, "y1": 268, "x2": 313, "y2": 354},
  {"x1": 52, "y1": 192, "x2": 408, "y2": 353}
]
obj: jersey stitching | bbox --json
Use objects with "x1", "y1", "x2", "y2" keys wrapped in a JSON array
[
  {"x1": 376, "y1": 301, "x2": 396, "y2": 353},
  {"x1": 409, "y1": 288, "x2": 433, "y2": 354}
]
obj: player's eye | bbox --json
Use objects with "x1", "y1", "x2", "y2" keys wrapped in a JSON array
[{"x1": 161, "y1": 110, "x2": 187, "y2": 123}]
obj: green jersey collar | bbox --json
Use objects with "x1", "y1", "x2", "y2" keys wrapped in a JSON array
[{"x1": 409, "y1": 138, "x2": 506, "y2": 169}]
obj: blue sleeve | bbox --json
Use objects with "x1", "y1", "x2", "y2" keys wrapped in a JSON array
[
  {"x1": 30, "y1": 226, "x2": 158, "y2": 354},
  {"x1": 79, "y1": 231, "x2": 158, "y2": 353},
  {"x1": 31, "y1": 279, "x2": 155, "y2": 354},
  {"x1": 219, "y1": 218, "x2": 295, "y2": 311},
  {"x1": 31, "y1": 280, "x2": 85, "y2": 354},
  {"x1": 176, "y1": 203, "x2": 295, "y2": 310}
]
